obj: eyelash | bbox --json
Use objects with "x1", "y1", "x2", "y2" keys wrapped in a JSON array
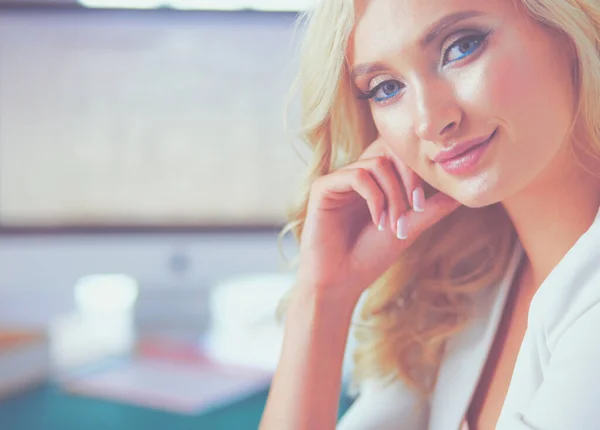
[{"x1": 358, "y1": 30, "x2": 491, "y2": 104}]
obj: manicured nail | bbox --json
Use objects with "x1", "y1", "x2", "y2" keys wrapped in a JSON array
[
  {"x1": 396, "y1": 215, "x2": 408, "y2": 239},
  {"x1": 412, "y1": 187, "x2": 425, "y2": 212},
  {"x1": 378, "y1": 212, "x2": 387, "y2": 231}
]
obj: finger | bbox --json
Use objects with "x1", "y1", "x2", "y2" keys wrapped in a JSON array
[
  {"x1": 355, "y1": 152, "x2": 423, "y2": 235},
  {"x1": 384, "y1": 151, "x2": 426, "y2": 214},
  {"x1": 316, "y1": 168, "x2": 387, "y2": 228},
  {"x1": 338, "y1": 156, "x2": 409, "y2": 232},
  {"x1": 359, "y1": 139, "x2": 426, "y2": 231},
  {"x1": 401, "y1": 192, "x2": 462, "y2": 239}
]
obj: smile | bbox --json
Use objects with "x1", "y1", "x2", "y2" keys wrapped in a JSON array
[{"x1": 435, "y1": 129, "x2": 497, "y2": 176}]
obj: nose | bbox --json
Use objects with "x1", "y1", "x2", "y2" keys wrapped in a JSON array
[{"x1": 413, "y1": 79, "x2": 463, "y2": 143}]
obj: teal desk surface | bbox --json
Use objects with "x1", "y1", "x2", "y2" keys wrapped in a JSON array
[
  {"x1": 0, "y1": 384, "x2": 354, "y2": 430},
  {"x1": 0, "y1": 383, "x2": 269, "y2": 430}
]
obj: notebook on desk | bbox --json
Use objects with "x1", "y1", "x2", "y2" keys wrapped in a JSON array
[{"x1": 60, "y1": 340, "x2": 272, "y2": 415}]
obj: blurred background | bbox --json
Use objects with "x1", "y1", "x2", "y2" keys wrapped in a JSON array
[{"x1": 0, "y1": 1, "x2": 354, "y2": 428}]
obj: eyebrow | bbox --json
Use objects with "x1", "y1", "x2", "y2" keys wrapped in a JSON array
[{"x1": 351, "y1": 10, "x2": 485, "y2": 79}]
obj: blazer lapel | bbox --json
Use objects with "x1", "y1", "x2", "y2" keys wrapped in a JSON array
[{"x1": 428, "y1": 245, "x2": 523, "y2": 430}]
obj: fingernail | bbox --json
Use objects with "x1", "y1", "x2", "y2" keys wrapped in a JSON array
[
  {"x1": 378, "y1": 212, "x2": 387, "y2": 231},
  {"x1": 412, "y1": 187, "x2": 425, "y2": 212},
  {"x1": 396, "y1": 215, "x2": 408, "y2": 240}
]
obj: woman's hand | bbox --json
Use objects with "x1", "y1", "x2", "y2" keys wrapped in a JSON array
[
  {"x1": 297, "y1": 137, "x2": 461, "y2": 306},
  {"x1": 261, "y1": 138, "x2": 460, "y2": 430}
]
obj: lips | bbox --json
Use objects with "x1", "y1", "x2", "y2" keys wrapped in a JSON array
[
  {"x1": 434, "y1": 129, "x2": 497, "y2": 176},
  {"x1": 434, "y1": 130, "x2": 497, "y2": 163}
]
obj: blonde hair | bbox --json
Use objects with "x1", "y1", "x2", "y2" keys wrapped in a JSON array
[{"x1": 279, "y1": 0, "x2": 600, "y2": 399}]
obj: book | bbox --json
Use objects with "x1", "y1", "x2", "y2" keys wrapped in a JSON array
[
  {"x1": 0, "y1": 329, "x2": 51, "y2": 398},
  {"x1": 61, "y1": 339, "x2": 272, "y2": 415}
]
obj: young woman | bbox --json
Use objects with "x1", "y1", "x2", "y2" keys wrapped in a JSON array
[{"x1": 260, "y1": 0, "x2": 600, "y2": 429}]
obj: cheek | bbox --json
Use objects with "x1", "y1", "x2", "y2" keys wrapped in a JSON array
[
  {"x1": 483, "y1": 60, "x2": 524, "y2": 115},
  {"x1": 372, "y1": 107, "x2": 421, "y2": 165},
  {"x1": 456, "y1": 52, "x2": 531, "y2": 127},
  {"x1": 461, "y1": 39, "x2": 574, "y2": 145}
]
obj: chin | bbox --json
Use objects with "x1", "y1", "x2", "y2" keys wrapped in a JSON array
[
  {"x1": 456, "y1": 196, "x2": 498, "y2": 209},
  {"x1": 445, "y1": 174, "x2": 503, "y2": 209}
]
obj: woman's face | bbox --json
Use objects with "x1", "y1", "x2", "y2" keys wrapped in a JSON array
[{"x1": 351, "y1": 0, "x2": 576, "y2": 207}]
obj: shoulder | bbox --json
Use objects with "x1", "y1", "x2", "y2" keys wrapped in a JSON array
[{"x1": 337, "y1": 377, "x2": 429, "y2": 430}]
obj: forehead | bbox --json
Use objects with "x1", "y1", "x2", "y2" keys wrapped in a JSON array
[{"x1": 351, "y1": 0, "x2": 507, "y2": 64}]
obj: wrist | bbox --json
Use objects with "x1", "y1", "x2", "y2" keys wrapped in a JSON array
[
  {"x1": 293, "y1": 275, "x2": 360, "y2": 312},
  {"x1": 287, "y1": 285, "x2": 358, "y2": 331}
]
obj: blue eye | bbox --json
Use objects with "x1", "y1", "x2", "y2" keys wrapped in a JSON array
[
  {"x1": 443, "y1": 34, "x2": 486, "y2": 64},
  {"x1": 371, "y1": 80, "x2": 404, "y2": 102}
]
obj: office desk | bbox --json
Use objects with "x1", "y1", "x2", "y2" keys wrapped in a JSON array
[
  {"x1": 0, "y1": 384, "x2": 354, "y2": 430},
  {"x1": 0, "y1": 384, "x2": 269, "y2": 430}
]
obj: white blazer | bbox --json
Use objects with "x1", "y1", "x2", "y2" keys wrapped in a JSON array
[{"x1": 338, "y1": 207, "x2": 600, "y2": 430}]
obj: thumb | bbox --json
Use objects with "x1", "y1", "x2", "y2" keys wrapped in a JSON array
[{"x1": 403, "y1": 192, "x2": 462, "y2": 238}]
